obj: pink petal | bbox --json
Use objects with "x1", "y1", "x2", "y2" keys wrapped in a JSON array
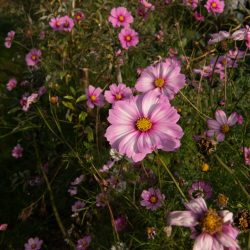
[
  {"x1": 227, "y1": 112, "x2": 238, "y2": 126},
  {"x1": 215, "y1": 110, "x2": 227, "y2": 125},
  {"x1": 168, "y1": 211, "x2": 198, "y2": 227},
  {"x1": 219, "y1": 210, "x2": 233, "y2": 223},
  {"x1": 212, "y1": 238, "x2": 224, "y2": 250},
  {"x1": 185, "y1": 197, "x2": 207, "y2": 216},
  {"x1": 216, "y1": 232, "x2": 240, "y2": 249},
  {"x1": 193, "y1": 233, "x2": 213, "y2": 250},
  {"x1": 207, "y1": 119, "x2": 220, "y2": 130},
  {"x1": 216, "y1": 132, "x2": 225, "y2": 142}
]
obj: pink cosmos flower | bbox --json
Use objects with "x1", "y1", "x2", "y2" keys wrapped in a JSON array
[
  {"x1": 6, "y1": 78, "x2": 17, "y2": 91},
  {"x1": 24, "y1": 237, "x2": 43, "y2": 250},
  {"x1": 140, "y1": 0, "x2": 155, "y2": 10},
  {"x1": 86, "y1": 85, "x2": 104, "y2": 109},
  {"x1": 118, "y1": 27, "x2": 139, "y2": 50},
  {"x1": 140, "y1": 188, "x2": 165, "y2": 210},
  {"x1": 242, "y1": 147, "x2": 250, "y2": 166},
  {"x1": 168, "y1": 198, "x2": 240, "y2": 250},
  {"x1": 193, "y1": 11, "x2": 205, "y2": 22},
  {"x1": 4, "y1": 31, "x2": 15, "y2": 48},
  {"x1": 227, "y1": 48, "x2": 245, "y2": 60},
  {"x1": 188, "y1": 181, "x2": 213, "y2": 200},
  {"x1": 208, "y1": 31, "x2": 230, "y2": 45},
  {"x1": 105, "y1": 90, "x2": 184, "y2": 162},
  {"x1": 76, "y1": 235, "x2": 91, "y2": 250},
  {"x1": 108, "y1": 7, "x2": 134, "y2": 28},
  {"x1": 207, "y1": 110, "x2": 238, "y2": 142},
  {"x1": 71, "y1": 175, "x2": 84, "y2": 185},
  {"x1": 183, "y1": 0, "x2": 198, "y2": 9},
  {"x1": 60, "y1": 16, "x2": 74, "y2": 32},
  {"x1": 96, "y1": 192, "x2": 107, "y2": 207},
  {"x1": 49, "y1": 17, "x2": 62, "y2": 31},
  {"x1": 0, "y1": 224, "x2": 8, "y2": 231},
  {"x1": 135, "y1": 60, "x2": 186, "y2": 100},
  {"x1": 114, "y1": 216, "x2": 127, "y2": 232},
  {"x1": 194, "y1": 65, "x2": 213, "y2": 78},
  {"x1": 204, "y1": 0, "x2": 225, "y2": 14},
  {"x1": 72, "y1": 200, "x2": 85, "y2": 213},
  {"x1": 104, "y1": 83, "x2": 132, "y2": 104},
  {"x1": 74, "y1": 11, "x2": 85, "y2": 22},
  {"x1": 236, "y1": 113, "x2": 243, "y2": 125},
  {"x1": 68, "y1": 186, "x2": 77, "y2": 196},
  {"x1": 20, "y1": 93, "x2": 38, "y2": 112},
  {"x1": 25, "y1": 49, "x2": 42, "y2": 67},
  {"x1": 231, "y1": 26, "x2": 250, "y2": 41},
  {"x1": 12, "y1": 144, "x2": 23, "y2": 158}
]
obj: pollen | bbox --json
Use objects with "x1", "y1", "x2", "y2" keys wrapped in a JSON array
[
  {"x1": 118, "y1": 15, "x2": 125, "y2": 22},
  {"x1": 125, "y1": 35, "x2": 132, "y2": 42},
  {"x1": 149, "y1": 195, "x2": 158, "y2": 204},
  {"x1": 201, "y1": 163, "x2": 209, "y2": 172},
  {"x1": 31, "y1": 55, "x2": 37, "y2": 61},
  {"x1": 154, "y1": 78, "x2": 165, "y2": 88},
  {"x1": 211, "y1": 2, "x2": 217, "y2": 8},
  {"x1": 90, "y1": 95, "x2": 96, "y2": 101},
  {"x1": 200, "y1": 208, "x2": 223, "y2": 234},
  {"x1": 136, "y1": 117, "x2": 152, "y2": 132},
  {"x1": 220, "y1": 124, "x2": 230, "y2": 134},
  {"x1": 115, "y1": 93, "x2": 122, "y2": 100}
]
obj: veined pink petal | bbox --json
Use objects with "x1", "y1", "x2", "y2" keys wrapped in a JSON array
[
  {"x1": 212, "y1": 238, "x2": 224, "y2": 250},
  {"x1": 219, "y1": 210, "x2": 233, "y2": 223},
  {"x1": 207, "y1": 119, "x2": 220, "y2": 130},
  {"x1": 216, "y1": 132, "x2": 225, "y2": 142},
  {"x1": 216, "y1": 232, "x2": 240, "y2": 249},
  {"x1": 215, "y1": 110, "x2": 227, "y2": 125},
  {"x1": 193, "y1": 233, "x2": 213, "y2": 250},
  {"x1": 227, "y1": 112, "x2": 238, "y2": 126},
  {"x1": 222, "y1": 224, "x2": 239, "y2": 240},
  {"x1": 184, "y1": 197, "x2": 207, "y2": 216},
  {"x1": 168, "y1": 211, "x2": 198, "y2": 227}
]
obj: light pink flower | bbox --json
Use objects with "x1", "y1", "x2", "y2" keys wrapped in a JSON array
[
  {"x1": 140, "y1": 188, "x2": 165, "y2": 210},
  {"x1": 60, "y1": 16, "x2": 74, "y2": 32},
  {"x1": 74, "y1": 11, "x2": 85, "y2": 22},
  {"x1": 104, "y1": 83, "x2": 132, "y2": 104},
  {"x1": 0, "y1": 224, "x2": 8, "y2": 231},
  {"x1": 99, "y1": 160, "x2": 115, "y2": 173},
  {"x1": 4, "y1": 31, "x2": 15, "y2": 48},
  {"x1": 25, "y1": 49, "x2": 42, "y2": 67},
  {"x1": 204, "y1": 0, "x2": 225, "y2": 14},
  {"x1": 135, "y1": 60, "x2": 186, "y2": 100},
  {"x1": 49, "y1": 17, "x2": 62, "y2": 30},
  {"x1": 108, "y1": 7, "x2": 134, "y2": 28},
  {"x1": 76, "y1": 235, "x2": 91, "y2": 250},
  {"x1": 6, "y1": 78, "x2": 17, "y2": 91},
  {"x1": 24, "y1": 237, "x2": 43, "y2": 250},
  {"x1": 71, "y1": 200, "x2": 85, "y2": 213},
  {"x1": 193, "y1": 11, "x2": 205, "y2": 22},
  {"x1": 227, "y1": 48, "x2": 245, "y2": 60},
  {"x1": 208, "y1": 31, "x2": 230, "y2": 45},
  {"x1": 86, "y1": 85, "x2": 104, "y2": 109},
  {"x1": 231, "y1": 26, "x2": 250, "y2": 41},
  {"x1": 168, "y1": 198, "x2": 240, "y2": 250},
  {"x1": 242, "y1": 147, "x2": 250, "y2": 166},
  {"x1": 236, "y1": 113, "x2": 243, "y2": 125},
  {"x1": 21, "y1": 93, "x2": 38, "y2": 112},
  {"x1": 114, "y1": 216, "x2": 127, "y2": 232},
  {"x1": 183, "y1": 0, "x2": 198, "y2": 9},
  {"x1": 68, "y1": 186, "x2": 77, "y2": 196},
  {"x1": 71, "y1": 175, "x2": 84, "y2": 185},
  {"x1": 105, "y1": 90, "x2": 184, "y2": 162},
  {"x1": 207, "y1": 110, "x2": 238, "y2": 142},
  {"x1": 118, "y1": 27, "x2": 139, "y2": 50},
  {"x1": 12, "y1": 144, "x2": 23, "y2": 158},
  {"x1": 194, "y1": 65, "x2": 213, "y2": 78}
]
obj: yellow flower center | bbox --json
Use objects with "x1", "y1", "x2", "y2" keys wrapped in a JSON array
[
  {"x1": 200, "y1": 209, "x2": 223, "y2": 234},
  {"x1": 56, "y1": 21, "x2": 61, "y2": 27},
  {"x1": 149, "y1": 195, "x2": 158, "y2": 204},
  {"x1": 31, "y1": 244, "x2": 37, "y2": 249},
  {"x1": 125, "y1": 35, "x2": 132, "y2": 42},
  {"x1": 201, "y1": 163, "x2": 209, "y2": 172},
  {"x1": 90, "y1": 95, "x2": 96, "y2": 101},
  {"x1": 154, "y1": 78, "x2": 165, "y2": 88},
  {"x1": 211, "y1": 2, "x2": 217, "y2": 8},
  {"x1": 64, "y1": 21, "x2": 69, "y2": 28},
  {"x1": 118, "y1": 15, "x2": 125, "y2": 22},
  {"x1": 136, "y1": 117, "x2": 152, "y2": 132},
  {"x1": 31, "y1": 55, "x2": 37, "y2": 61},
  {"x1": 115, "y1": 93, "x2": 122, "y2": 100},
  {"x1": 220, "y1": 124, "x2": 230, "y2": 134},
  {"x1": 76, "y1": 14, "x2": 81, "y2": 20},
  {"x1": 217, "y1": 193, "x2": 229, "y2": 207}
]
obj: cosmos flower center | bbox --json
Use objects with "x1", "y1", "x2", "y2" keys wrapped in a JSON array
[
  {"x1": 221, "y1": 59, "x2": 227, "y2": 65},
  {"x1": 90, "y1": 95, "x2": 97, "y2": 101},
  {"x1": 200, "y1": 209, "x2": 223, "y2": 234},
  {"x1": 154, "y1": 78, "x2": 165, "y2": 88},
  {"x1": 31, "y1": 244, "x2": 37, "y2": 249},
  {"x1": 136, "y1": 117, "x2": 152, "y2": 132},
  {"x1": 56, "y1": 21, "x2": 61, "y2": 27},
  {"x1": 81, "y1": 240, "x2": 88, "y2": 247},
  {"x1": 220, "y1": 124, "x2": 230, "y2": 134},
  {"x1": 76, "y1": 14, "x2": 81, "y2": 20},
  {"x1": 211, "y1": 2, "x2": 217, "y2": 8},
  {"x1": 118, "y1": 15, "x2": 125, "y2": 22},
  {"x1": 149, "y1": 195, "x2": 158, "y2": 204},
  {"x1": 125, "y1": 35, "x2": 132, "y2": 42},
  {"x1": 64, "y1": 21, "x2": 70, "y2": 28},
  {"x1": 115, "y1": 93, "x2": 123, "y2": 100},
  {"x1": 31, "y1": 55, "x2": 37, "y2": 61}
]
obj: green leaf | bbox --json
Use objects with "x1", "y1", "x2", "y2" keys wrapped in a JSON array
[
  {"x1": 62, "y1": 101, "x2": 75, "y2": 111},
  {"x1": 63, "y1": 95, "x2": 74, "y2": 100},
  {"x1": 79, "y1": 111, "x2": 87, "y2": 122},
  {"x1": 85, "y1": 126, "x2": 94, "y2": 142},
  {"x1": 76, "y1": 94, "x2": 87, "y2": 103}
]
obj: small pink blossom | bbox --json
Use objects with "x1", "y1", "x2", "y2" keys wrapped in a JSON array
[
  {"x1": 204, "y1": 0, "x2": 225, "y2": 14},
  {"x1": 4, "y1": 31, "x2": 15, "y2": 48},
  {"x1": 207, "y1": 110, "x2": 238, "y2": 142},
  {"x1": 118, "y1": 27, "x2": 139, "y2": 50},
  {"x1": 60, "y1": 16, "x2": 74, "y2": 32},
  {"x1": 114, "y1": 216, "x2": 127, "y2": 232},
  {"x1": 99, "y1": 160, "x2": 115, "y2": 173},
  {"x1": 76, "y1": 235, "x2": 91, "y2": 250},
  {"x1": 86, "y1": 85, "x2": 104, "y2": 109},
  {"x1": 236, "y1": 113, "x2": 243, "y2": 125},
  {"x1": 6, "y1": 78, "x2": 17, "y2": 91},
  {"x1": 193, "y1": 11, "x2": 205, "y2": 22},
  {"x1": 12, "y1": 144, "x2": 23, "y2": 158},
  {"x1": 71, "y1": 200, "x2": 85, "y2": 213},
  {"x1": 194, "y1": 65, "x2": 213, "y2": 78},
  {"x1": 208, "y1": 31, "x2": 230, "y2": 45},
  {"x1": 183, "y1": 0, "x2": 198, "y2": 9},
  {"x1": 25, "y1": 49, "x2": 42, "y2": 67},
  {"x1": 140, "y1": 188, "x2": 165, "y2": 210},
  {"x1": 104, "y1": 83, "x2": 132, "y2": 104},
  {"x1": 71, "y1": 175, "x2": 84, "y2": 185},
  {"x1": 140, "y1": 0, "x2": 155, "y2": 10},
  {"x1": 68, "y1": 186, "x2": 77, "y2": 196},
  {"x1": 49, "y1": 17, "x2": 62, "y2": 30},
  {"x1": 24, "y1": 237, "x2": 43, "y2": 250},
  {"x1": 20, "y1": 93, "x2": 38, "y2": 112},
  {"x1": 168, "y1": 198, "x2": 240, "y2": 250},
  {"x1": 74, "y1": 11, "x2": 85, "y2": 22},
  {"x1": 242, "y1": 147, "x2": 250, "y2": 166},
  {"x1": 227, "y1": 48, "x2": 245, "y2": 60},
  {"x1": 0, "y1": 224, "x2": 8, "y2": 231},
  {"x1": 108, "y1": 7, "x2": 134, "y2": 28},
  {"x1": 231, "y1": 26, "x2": 250, "y2": 41}
]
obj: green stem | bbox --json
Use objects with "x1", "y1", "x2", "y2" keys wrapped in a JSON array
[{"x1": 157, "y1": 153, "x2": 188, "y2": 202}]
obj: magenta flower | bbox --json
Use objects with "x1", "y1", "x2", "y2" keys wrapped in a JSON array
[
  {"x1": 188, "y1": 181, "x2": 213, "y2": 200},
  {"x1": 96, "y1": 192, "x2": 107, "y2": 207},
  {"x1": 135, "y1": 60, "x2": 186, "y2": 100},
  {"x1": 118, "y1": 27, "x2": 139, "y2": 50},
  {"x1": 208, "y1": 31, "x2": 230, "y2": 45},
  {"x1": 242, "y1": 147, "x2": 250, "y2": 166},
  {"x1": 0, "y1": 224, "x2": 8, "y2": 231},
  {"x1": 140, "y1": 0, "x2": 155, "y2": 10},
  {"x1": 6, "y1": 78, "x2": 17, "y2": 91},
  {"x1": 12, "y1": 144, "x2": 23, "y2": 158},
  {"x1": 20, "y1": 93, "x2": 38, "y2": 112},
  {"x1": 86, "y1": 85, "x2": 104, "y2": 109},
  {"x1": 60, "y1": 16, "x2": 74, "y2": 32},
  {"x1": 168, "y1": 198, "x2": 240, "y2": 250},
  {"x1": 204, "y1": 0, "x2": 225, "y2": 14},
  {"x1": 193, "y1": 11, "x2": 205, "y2": 22},
  {"x1": 183, "y1": 0, "x2": 198, "y2": 9},
  {"x1": 25, "y1": 49, "x2": 41, "y2": 67},
  {"x1": 49, "y1": 17, "x2": 62, "y2": 30},
  {"x1": 104, "y1": 83, "x2": 132, "y2": 104},
  {"x1": 207, "y1": 110, "x2": 238, "y2": 142},
  {"x1": 4, "y1": 31, "x2": 15, "y2": 48},
  {"x1": 76, "y1": 235, "x2": 91, "y2": 250},
  {"x1": 108, "y1": 7, "x2": 134, "y2": 28},
  {"x1": 72, "y1": 200, "x2": 85, "y2": 213},
  {"x1": 236, "y1": 113, "x2": 243, "y2": 125},
  {"x1": 114, "y1": 216, "x2": 127, "y2": 232},
  {"x1": 140, "y1": 188, "x2": 165, "y2": 210},
  {"x1": 105, "y1": 90, "x2": 184, "y2": 162},
  {"x1": 194, "y1": 65, "x2": 213, "y2": 78},
  {"x1": 74, "y1": 11, "x2": 85, "y2": 22},
  {"x1": 24, "y1": 237, "x2": 43, "y2": 250}
]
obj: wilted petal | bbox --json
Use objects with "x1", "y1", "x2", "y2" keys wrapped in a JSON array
[
  {"x1": 168, "y1": 211, "x2": 198, "y2": 227},
  {"x1": 193, "y1": 233, "x2": 213, "y2": 250},
  {"x1": 185, "y1": 197, "x2": 207, "y2": 216}
]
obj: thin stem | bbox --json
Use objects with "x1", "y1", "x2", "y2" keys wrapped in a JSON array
[{"x1": 157, "y1": 153, "x2": 188, "y2": 202}]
